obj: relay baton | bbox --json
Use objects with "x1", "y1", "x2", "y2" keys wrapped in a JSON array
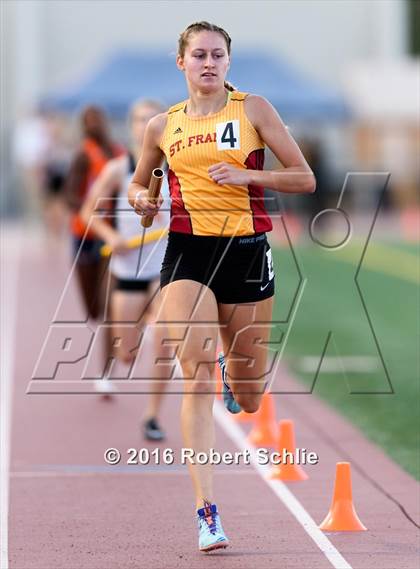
[
  {"x1": 100, "y1": 228, "x2": 168, "y2": 257},
  {"x1": 141, "y1": 168, "x2": 164, "y2": 228}
]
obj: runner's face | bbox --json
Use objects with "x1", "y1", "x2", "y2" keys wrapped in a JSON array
[
  {"x1": 131, "y1": 106, "x2": 160, "y2": 146},
  {"x1": 178, "y1": 31, "x2": 230, "y2": 93},
  {"x1": 83, "y1": 109, "x2": 108, "y2": 139}
]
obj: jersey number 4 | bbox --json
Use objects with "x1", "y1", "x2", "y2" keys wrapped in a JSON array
[{"x1": 216, "y1": 120, "x2": 241, "y2": 150}]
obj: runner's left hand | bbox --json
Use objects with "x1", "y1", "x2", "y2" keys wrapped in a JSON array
[{"x1": 208, "y1": 162, "x2": 251, "y2": 186}]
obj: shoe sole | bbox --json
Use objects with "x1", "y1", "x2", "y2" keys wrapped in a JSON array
[
  {"x1": 143, "y1": 433, "x2": 165, "y2": 441},
  {"x1": 200, "y1": 540, "x2": 229, "y2": 552}
]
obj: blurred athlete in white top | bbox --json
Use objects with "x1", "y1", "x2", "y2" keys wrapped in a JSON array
[{"x1": 81, "y1": 99, "x2": 170, "y2": 440}]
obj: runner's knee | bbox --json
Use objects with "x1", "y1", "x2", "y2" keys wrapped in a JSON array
[{"x1": 181, "y1": 359, "x2": 215, "y2": 392}]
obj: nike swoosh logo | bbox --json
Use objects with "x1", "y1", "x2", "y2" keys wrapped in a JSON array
[{"x1": 260, "y1": 282, "x2": 271, "y2": 292}]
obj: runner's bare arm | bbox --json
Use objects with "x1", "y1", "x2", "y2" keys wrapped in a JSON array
[
  {"x1": 64, "y1": 151, "x2": 89, "y2": 211},
  {"x1": 208, "y1": 95, "x2": 316, "y2": 194},
  {"x1": 80, "y1": 156, "x2": 128, "y2": 252},
  {"x1": 128, "y1": 113, "x2": 167, "y2": 217}
]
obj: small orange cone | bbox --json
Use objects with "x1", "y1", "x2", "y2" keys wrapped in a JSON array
[
  {"x1": 269, "y1": 420, "x2": 308, "y2": 481},
  {"x1": 248, "y1": 393, "x2": 277, "y2": 447},
  {"x1": 319, "y1": 462, "x2": 367, "y2": 531}
]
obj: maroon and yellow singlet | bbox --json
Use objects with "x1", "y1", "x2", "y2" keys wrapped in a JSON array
[{"x1": 159, "y1": 91, "x2": 272, "y2": 237}]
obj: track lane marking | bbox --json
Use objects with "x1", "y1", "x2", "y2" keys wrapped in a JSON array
[
  {"x1": 214, "y1": 401, "x2": 353, "y2": 569},
  {"x1": 1, "y1": 224, "x2": 22, "y2": 569},
  {"x1": 10, "y1": 469, "x2": 256, "y2": 477}
]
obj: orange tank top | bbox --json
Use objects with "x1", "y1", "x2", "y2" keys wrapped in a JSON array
[{"x1": 70, "y1": 138, "x2": 124, "y2": 238}]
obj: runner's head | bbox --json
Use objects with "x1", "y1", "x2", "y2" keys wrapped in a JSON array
[
  {"x1": 128, "y1": 99, "x2": 164, "y2": 147},
  {"x1": 177, "y1": 22, "x2": 235, "y2": 94},
  {"x1": 81, "y1": 106, "x2": 109, "y2": 141}
]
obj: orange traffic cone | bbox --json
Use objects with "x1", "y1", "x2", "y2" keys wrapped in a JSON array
[
  {"x1": 319, "y1": 462, "x2": 367, "y2": 531},
  {"x1": 269, "y1": 419, "x2": 308, "y2": 481},
  {"x1": 248, "y1": 393, "x2": 277, "y2": 447}
]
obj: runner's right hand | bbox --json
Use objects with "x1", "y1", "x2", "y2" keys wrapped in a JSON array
[{"x1": 133, "y1": 189, "x2": 163, "y2": 218}]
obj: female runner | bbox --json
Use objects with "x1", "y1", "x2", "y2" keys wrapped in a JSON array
[
  {"x1": 128, "y1": 22, "x2": 315, "y2": 552},
  {"x1": 65, "y1": 106, "x2": 124, "y2": 368},
  {"x1": 81, "y1": 99, "x2": 170, "y2": 438}
]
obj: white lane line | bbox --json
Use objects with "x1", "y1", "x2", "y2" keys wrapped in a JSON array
[
  {"x1": 0, "y1": 224, "x2": 22, "y2": 569},
  {"x1": 214, "y1": 401, "x2": 352, "y2": 569},
  {"x1": 10, "y1": 469, "x2": 255, "y2": 478}
]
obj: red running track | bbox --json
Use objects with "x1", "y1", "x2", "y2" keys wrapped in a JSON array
[{"x1": 4, "y1": 225, "x2": 419, "y2": 569}]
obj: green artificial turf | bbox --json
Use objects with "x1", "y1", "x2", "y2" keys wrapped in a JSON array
[{"x1": 271, "y1": 241, "x2": 420, "y2": 479}]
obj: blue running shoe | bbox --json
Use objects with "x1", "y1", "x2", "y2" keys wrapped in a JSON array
[
  {"x1": 197, "y1": 503, "x2": 229, "y2": 552},
  {"x1": 218, "y1": 352, "x2": 242, "y2": 414}
]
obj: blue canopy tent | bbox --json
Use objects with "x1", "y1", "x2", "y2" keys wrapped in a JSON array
[{"x1": 41, "y1": 49, "x2": 349, "y2": 121}]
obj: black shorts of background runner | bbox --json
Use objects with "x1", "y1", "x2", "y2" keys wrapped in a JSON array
[
  {"x1": 44, "y1": 162, "x2": 68, "y2": 197},
  {"x1": 72, "y1": 236, "x2": 103, "y2": 265},
  {"x1": 115, "y1": 278, "x2": 153, "y2": 292},
  {"x1": 160, "y1": 231, "x2": 275, "y2": 304}
]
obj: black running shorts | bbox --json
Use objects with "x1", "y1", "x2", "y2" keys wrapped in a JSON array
[{"x1": 160, "y1": 231, "x2": 275, "y2": 304}]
